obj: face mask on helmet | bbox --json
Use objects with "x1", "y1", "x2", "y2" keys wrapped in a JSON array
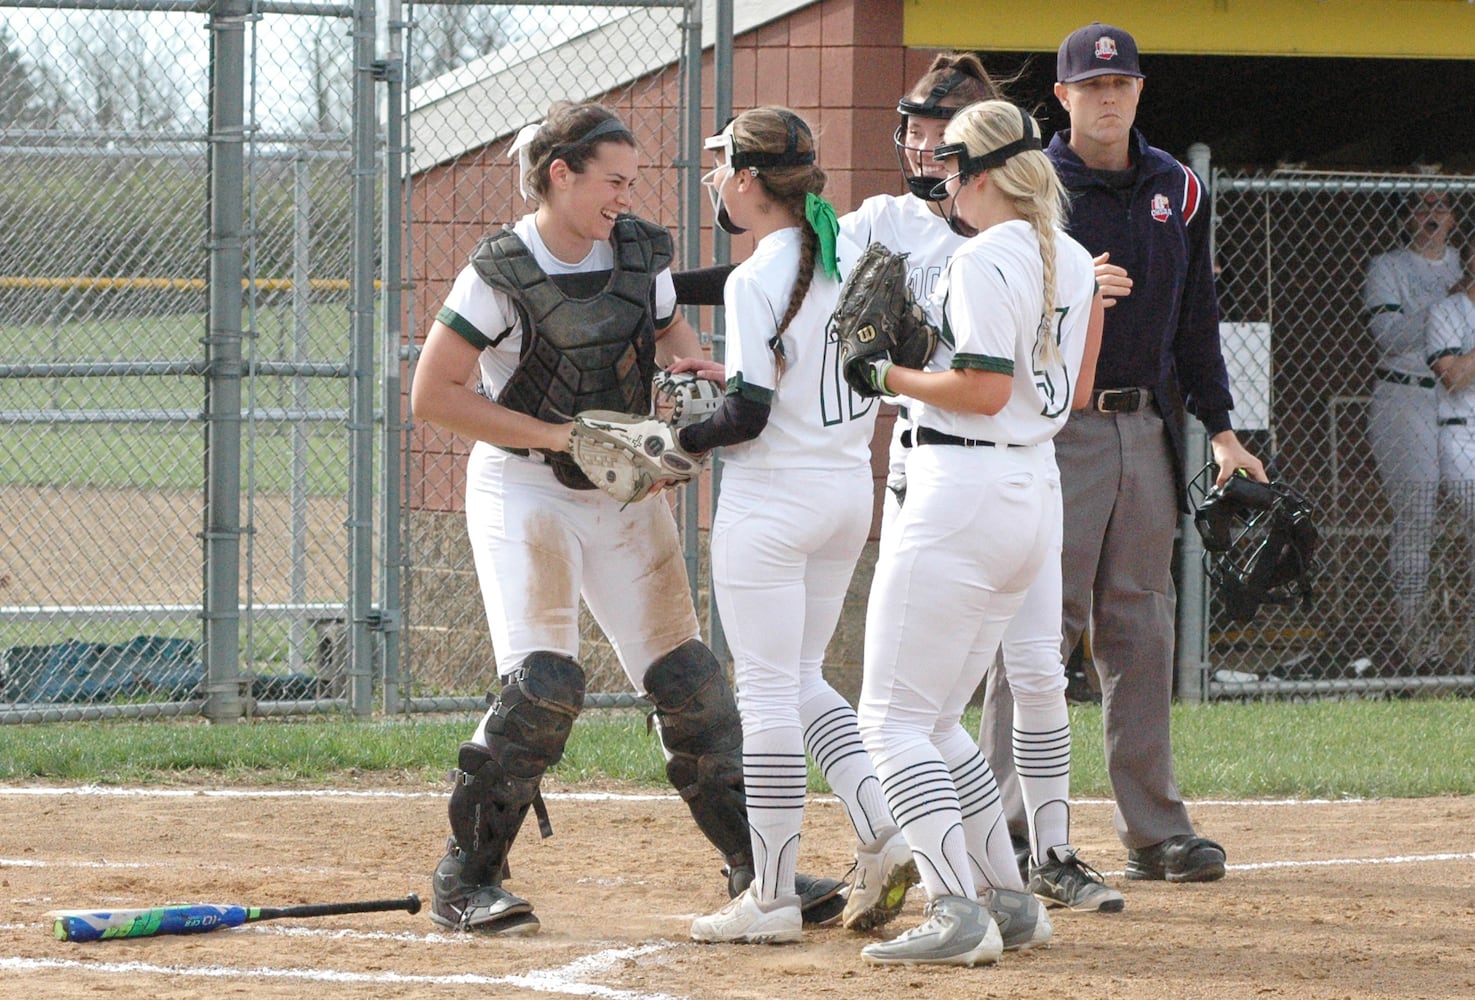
[
  {"x1": 929, "y1": 104, "x2": 1043, "y2": 239},
  {"x1": 703, "y1": 113, "x2": 816, "y2": 236},
  {"x1": 894, "y1": 72, "x2": 968, "y2": 202},
  {"x1": 1189, "y1": 464, "x2": 1319, "y2": 624}
]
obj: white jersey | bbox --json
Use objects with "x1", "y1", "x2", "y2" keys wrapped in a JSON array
[
  {"x1": 720, "y1": 227, "x2": 874, "y2": 470},
  {"x1": 841, "y1": 193, "x2": 964, "y2": 306},
  {"x1": 1364, "y1": 245, "x2": 1461, "y2": 377},
  {"x1": 437, "y1": 213, "x2": 679, "y2": 400},
  {"x1": 912, "y1": 220, "x2": 1096, "y2": 446},
  {"x1": 1426, "y1": 291, "x2": 1475, "y2": 422}
]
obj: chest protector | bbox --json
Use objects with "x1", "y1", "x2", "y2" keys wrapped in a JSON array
[{"x1": 471, "y1": 215, "x2": 673, "y2": 490}]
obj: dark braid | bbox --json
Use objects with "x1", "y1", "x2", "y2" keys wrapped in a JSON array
[
  {"x1": 768, "y1": 213, "x2": 818, "y2": 380},
  {"x1": 728, "y1": 106, "x2": 826, "y2": 383}
]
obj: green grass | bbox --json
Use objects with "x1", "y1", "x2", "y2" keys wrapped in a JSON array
[
  {"x1": 1, "y1": 700, "x2": 1471, "y2": 799},
  {"x1": 2, "y1": 301, "x2": 357, "y2": 493}
]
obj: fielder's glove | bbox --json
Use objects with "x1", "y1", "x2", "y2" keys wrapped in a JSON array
[
  {"x1": 567, "y1": 410, "x2": 706, "y2": 505},
  {"x1": 651, "y1": 370, "x2": 724, "y2": 428},
  {"x1": 831, "y1": 241, "x2": 938, "y2": 398}
]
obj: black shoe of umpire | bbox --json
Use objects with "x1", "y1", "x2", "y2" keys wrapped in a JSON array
[{"x1": 1125, "y1": 834, "x2": 1226, "y2": 883}]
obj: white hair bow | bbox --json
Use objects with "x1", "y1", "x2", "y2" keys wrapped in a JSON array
[{"x1": 509, "y1": 122, "x2": 543, "y2": 202}]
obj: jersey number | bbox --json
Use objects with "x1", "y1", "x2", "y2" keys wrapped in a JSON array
[
  {"x1": 821, "y1": 317, "x2": 877, "y2": 425},
  {"x1": 1034, "y1": 305, "x2": 1073, "y2": 419}
]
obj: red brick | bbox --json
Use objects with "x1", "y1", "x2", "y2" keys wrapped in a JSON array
[
  {"x1": 755, "y1": 46, "x2": 789, "y2": 107},
  {"x1": 821, "y1": 0, "x2": 856, "y2": 45},
  {"x1": 820, "y1": 47, "x2": 853, "y2": 107},
  {"x1": 855, "y1": 0, "x2": 904, "y2": 46},
  {"x1": 753, "y1": 15, "x2": 788, "y2": 48},
  {"x1": 732, "y1": 46, "x2": 758, "y2": 107},
  {"x1": 788, "y1": 47, "x2": 821, "y2": 107},
  {"x1": 851, "y1": 46, "x2": 906, "y2": 109},
  {"x1": 789, "y1": 3, "x2": 823, "y2": 47}
]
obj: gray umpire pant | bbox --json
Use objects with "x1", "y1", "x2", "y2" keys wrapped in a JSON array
[{"x1": 979, "y1": 404, "x2": 1197, "y2": 851}]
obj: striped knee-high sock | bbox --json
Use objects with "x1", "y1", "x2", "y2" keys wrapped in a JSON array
[
  {"x1": 1012, "y1": 695, "x2": 1071, "y2": 861},
  {"x1": 741, "y1": 724, "x2": 806, "y2": 903},
  {"x1": 802, "y1": 688, "x2": 895, "y2": 849},
  {"x1": 936, "y1": 725, "x2": 1025, "y2": 892}
]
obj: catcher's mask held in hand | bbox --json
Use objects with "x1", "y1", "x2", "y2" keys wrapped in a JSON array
[
  {"x1": 893, "y1": 70, "x2": 966, "y2": 201},
  {"x1": 702, "y1": 113, "x2": 816, "y2": 235},
  {"x1": 930, "y1": 104, "x2": 1043, "y2": 238},
  {"x1": 1189, "y1": 463, "x2": 1319, "y2": 624}
]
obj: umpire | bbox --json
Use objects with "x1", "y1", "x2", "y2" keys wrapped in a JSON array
[{"x1": 980, "y1": 23, "x2": 1265, "y2": 884}]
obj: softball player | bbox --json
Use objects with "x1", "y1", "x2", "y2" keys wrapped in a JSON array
[
  {"x1": 1424, "y1": 241, "x2": 1475, "y2": 613},
  {"x1": 852, "y1": 54, "x2": 1121, "y2": 916},
  {"x1": 855, "y1": 100, "x2": 1100, "y2": 966},
  {"x1": 682, "y1": 107, "x2": 917, "y2": 945},
  {"x1": 410, "y1": 102, "x2": 838, "y2": 936},
  {"x1": 1364, "y1": 188, "x2": 1461, "y2": 670},
  {"x1": 841, "y1": 54, "x2": 996, "y2": 530}
]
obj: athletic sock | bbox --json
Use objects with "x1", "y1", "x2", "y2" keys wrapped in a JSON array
[
  {"x1": 1011, "y1": 694, "x2": 1072, "y2": 859},
  {"x1": 869, "y1": 737, "x2": 973, "y2": 899},
  {"x1": 740, "y1": 724, "x2": 804, "y2": 903},
  {"x1": 801, "y1": 687, "x2": 893, "y2": 848},
  {"x1": 936, "y1": 725, "x2": 1025, "y2": 892}
]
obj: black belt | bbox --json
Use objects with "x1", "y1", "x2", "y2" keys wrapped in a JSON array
[
  {"x1": 1092, "y1": 387, "x2": 1154, "y2": 414},
  {"x1": 1440, "y1": 418, "x2": 1468, "y2": 426},
  {"x1": 1376, "y1": 367, "x2": 1436, "y2": 389},
  {"x1": 915, "y1": 426, "x2": 1023, "y2": 448}
]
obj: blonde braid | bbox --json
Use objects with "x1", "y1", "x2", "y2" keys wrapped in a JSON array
[{"x1": 1030, "y1": 212, "x2": 1062, "y2": 366}]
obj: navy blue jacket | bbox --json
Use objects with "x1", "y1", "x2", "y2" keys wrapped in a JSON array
[{"x1": 1048, "y1": 129, "x2": 1234, "y2": 436}]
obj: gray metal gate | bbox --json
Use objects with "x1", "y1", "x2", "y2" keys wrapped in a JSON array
[{"x1": 1200, "y1": 161, "x2": 1475, "y2": 699}]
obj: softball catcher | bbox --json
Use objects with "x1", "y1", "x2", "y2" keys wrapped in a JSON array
[{"x1": 410, "y1": 103, "x2": 840, "y2": 935}]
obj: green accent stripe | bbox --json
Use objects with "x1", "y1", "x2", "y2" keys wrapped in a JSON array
[
  {"x1": 436, "y1": 307, "x2": 492, "y2": 350},
  {"x1": 953, "y1": 353, "x2": 1013, "y2": 375},
  {"x1": 727, "y1": 373, "x2": 774, "y2": 404}
]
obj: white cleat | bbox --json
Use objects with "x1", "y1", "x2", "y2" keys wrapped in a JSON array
[
  {"x1": 842, "y1": 830, "x2": 920, "y2": 931},
  {"x1": 691, "y1": 886, "x2": 802, "y2": 945}
]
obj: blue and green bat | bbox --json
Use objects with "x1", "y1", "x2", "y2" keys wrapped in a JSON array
[{"x1": 49, "y1": 894, "x2": 420, "y2": 942}]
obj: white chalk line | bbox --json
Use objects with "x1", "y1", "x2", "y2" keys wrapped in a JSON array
[
  {"x1": 0, "y1": 942, "x2": 689, "y2": 999},
  {"x1": 0, "y1": 785, "x2": 669, "y2": 802},
  {"x1": 0, "y1": 785, "x2": 1392, "y2": 807},
  {"x1": 2, "y1": 787, "x2": 1463, "y2": 996}
]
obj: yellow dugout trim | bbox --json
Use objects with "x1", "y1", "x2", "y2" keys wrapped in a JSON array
[{"x1": 903, "y1": 0, "x2": 1475, "y2": 60}]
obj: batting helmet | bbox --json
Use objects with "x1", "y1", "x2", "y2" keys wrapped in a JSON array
[{"x1": 1189, "y1": 464, "x2": 1318, "y2": 624}]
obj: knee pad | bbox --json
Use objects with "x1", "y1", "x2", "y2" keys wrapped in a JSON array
[
  {"x1": 643, "y1": 639, "x2": 749, "y2": 863},
  {"x1": 448, "y1": 652, "x2": 585, "y2": 883}
]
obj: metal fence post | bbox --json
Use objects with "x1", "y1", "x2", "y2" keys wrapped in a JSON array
[
  {"x1": 204, "y1": 0, "x2": 250, "y2": 723},
  {"x1": 348, "y1": 0, "x2": 379, "y2": 716},
  {"x1": 1176, "y1": 141, "x2": 1214, "y2": 702},
  {"x1": 379, "y1": 0, "x2": 407, "y2": 714}
]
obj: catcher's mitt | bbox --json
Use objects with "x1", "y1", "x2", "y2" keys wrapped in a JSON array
[
  {"x1": 567, "y1": 410, "x2": 705, "y2": 505},
  {"x1": 651, "y1": 370, "x2": 724, "y2": 428},
  {"x1": 832, "y1": 241, "x2": 938, "y2": 398}
]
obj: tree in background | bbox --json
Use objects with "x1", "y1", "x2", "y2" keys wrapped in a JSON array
[
  {"x1": 0, "y1": 24, "x2": 48, "y2": 128},
  {"x1": 408, "y1": 4, "x2": 514, "y2": 86}
]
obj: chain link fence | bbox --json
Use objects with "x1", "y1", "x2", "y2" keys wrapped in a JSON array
[
  {"x1": 1206, "y1": 167, "x2": 1475, "y2": 700},
  {"x1": 1, "y1": 2, "x2": 361, "y2": 719}
]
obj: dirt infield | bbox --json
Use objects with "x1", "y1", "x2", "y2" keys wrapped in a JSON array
[{"x1": 2, "y1": 781, "x2": 1472, "y2": 999}]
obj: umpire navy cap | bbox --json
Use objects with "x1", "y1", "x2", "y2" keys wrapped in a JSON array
[{"x1": 1058, "y1": 23, "x2": 1145, "y2": 83}]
